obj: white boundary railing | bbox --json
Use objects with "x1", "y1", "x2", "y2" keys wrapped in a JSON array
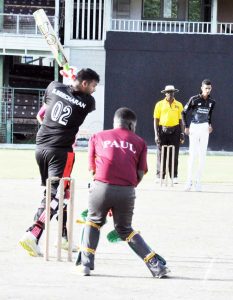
[
  {"x1": 0, "y1": 13, "x2": 233, "y2": 38},
  {"x1": 217, "y1": 22, "x2": 233, "y2": 34},
  {"x1": 111, "y1": 19, "x2": 233, "y2": 35},
  {"x1": 0, "y1": 13, "x2": 55, "y2": 35}
]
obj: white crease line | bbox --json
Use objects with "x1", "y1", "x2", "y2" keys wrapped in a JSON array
[{"x1": 202, "y1": 258, "x2": 216, "y2": 285}]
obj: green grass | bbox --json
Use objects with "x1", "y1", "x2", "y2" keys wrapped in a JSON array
[{"x1": 0, "y1": 149, "x2": 232, "y2": 183}]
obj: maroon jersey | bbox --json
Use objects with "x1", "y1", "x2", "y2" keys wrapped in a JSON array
[
  {"x1": 88, "y1": 128, "x2": 148, "y2": 187},
  {"x1": 36, "y1": 81, "x2": 95, "y2": 150}
]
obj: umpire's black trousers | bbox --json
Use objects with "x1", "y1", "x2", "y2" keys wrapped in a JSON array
[{"x1": 156, "y1": 125, "x2": 181, "y2": 178}]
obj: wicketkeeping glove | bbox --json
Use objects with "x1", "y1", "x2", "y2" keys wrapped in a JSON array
[
  {"x1": 106, "y1": 229, "x2": 167, "y2": 265},
  {"x1": 106, "y1": 229, "x2": 122, "y2": 243}
]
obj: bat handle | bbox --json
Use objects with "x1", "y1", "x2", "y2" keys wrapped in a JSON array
[{"x1": 63, "y1": 63, "x2": 70, "y2": 71}]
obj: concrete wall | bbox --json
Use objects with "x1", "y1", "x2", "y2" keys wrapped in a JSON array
[
  {"x1": 65, "y1": 47, "x2": 106, "y2": 134},
  {"x1": 104, "y1": 31, "x2": 233, "y2": 151},
  {"x1": 0, "y1": 36, "x2": 53, "y2": 56}
]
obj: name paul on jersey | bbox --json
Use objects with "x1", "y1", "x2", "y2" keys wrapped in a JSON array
[
  {"x1": 102, "y1": 140, "x2": 136, "y2": 154},
  {"x1": 52, "y1": 88, "x2": 86, "y2": 108}
]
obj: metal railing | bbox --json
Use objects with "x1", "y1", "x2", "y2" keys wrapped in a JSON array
[
  {"x1": 217, "y1": 22, "x2": 233, "y2": 34},
  {"x1": 75, "y1": 0, "x2": 104, "y2": 40},
  {"x1": 0, "y1": 13, "x2": 55, "y2": 35},
  {"x1": 0, "y1": 87, "x2": 45, "y2": 144},
  {"x1": 1, "y1": 13, "x2": 232, "y2": 38},
  {"x1": 111, "y1": 19, "x2": 233, "y2": 35}
]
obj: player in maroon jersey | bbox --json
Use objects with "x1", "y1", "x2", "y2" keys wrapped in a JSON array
[{"x1": 76, "y1": 107, "x2": 170, "y2": 278}]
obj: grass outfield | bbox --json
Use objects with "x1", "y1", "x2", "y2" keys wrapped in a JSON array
[{"x1": 0, "y1": 149, "x2": 232, "y2": 183}]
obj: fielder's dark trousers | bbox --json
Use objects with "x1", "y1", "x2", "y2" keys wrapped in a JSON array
[
  {"x1": 79, "y1": 181, "x2": 155, "y2": 269},
  {"x1": 156, "y1": 126, "x2": 181, "y2": 179}
]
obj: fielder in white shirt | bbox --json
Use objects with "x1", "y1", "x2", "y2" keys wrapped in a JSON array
[{"x1": 182, "y1": 79, "x2": 216, "y2": 191}]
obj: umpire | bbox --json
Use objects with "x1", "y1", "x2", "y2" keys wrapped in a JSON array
[{"x1": 153, "y1": 85, "x2": 184, "y2": 183}]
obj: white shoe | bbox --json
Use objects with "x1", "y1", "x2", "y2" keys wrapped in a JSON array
[
  {"x1": 155, "y1": 177, "x2": 160, "y2": 184},
  {"x1": 184, "y1": 181, "x2": 192, "y2": 192},
  {"x1": 160, "y1": 179, "x2": 166, "y2": 186},
  {"x1": 194, "y1": 182, "x2": 202, "y2": 192},
  {"x1": 55, "y1": 237, "x2": 78, "y2": 252},
  {"x1": 173, "y1": 177, "x2": 178, "y2": 184},
  {"x1": 76, "y1": 265, "x2": 91, "y2": 276},
  {"x1": 19, "y1": 232, "x2": 43, "y2": 257},
  {"x1": 61, "y1": 237, "x2": 78, "y2": 252}
]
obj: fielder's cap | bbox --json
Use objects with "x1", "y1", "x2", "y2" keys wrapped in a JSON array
[{"x1": 161, "y1": 85, "x2": 179, "y2": 93}]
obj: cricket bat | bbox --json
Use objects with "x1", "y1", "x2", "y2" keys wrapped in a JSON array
[{"x1": 33, "y1": 9, "x2": 70, "y2": 72}]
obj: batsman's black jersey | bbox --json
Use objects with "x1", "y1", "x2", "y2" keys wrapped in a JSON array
[
  {"x1": 182, "y1": 94, "x2": 215, "y2": 127},
  {"x1": 36, "y1": 81, "x2": 95, "y2": 150}
]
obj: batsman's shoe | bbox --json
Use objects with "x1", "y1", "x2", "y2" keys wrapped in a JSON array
[
  {"x1": 61, "y1": 237, "x2": 78, "y2": 252},
  {"x1": 54, "y1": 237, "x2": 78, "y2": 252},
  {"x1": 146, "y1": 257, "x2": 170, "y2": 278},
  {"x1": 19, "y1": 232, "x2": 43, "y2": 257},
  {"x1": 76, "y1": 265, "x2": 91, "y2": 276}
]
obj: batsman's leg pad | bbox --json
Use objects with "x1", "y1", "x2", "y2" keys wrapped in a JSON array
[
  {"x1": 55, "y1": 204, "x2": 68, "y2": 239},
  {"x1": 33, "y1": 198, "x2": 46, "y2": 221},
  {"x1": 27, "y1": 220, "x2": 44, "y2": 242},
  {"x1": 34, "y1": 195, "x2": 59, "y2": 223},
  {"x1": 49, "y1": 197, "x2": 60, "y2": 219},
  {"x1": 27, "y1": 220, "x2": 44, "y2": 232}
]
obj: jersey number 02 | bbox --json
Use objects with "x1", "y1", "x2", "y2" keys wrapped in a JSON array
[{"x1": 51, "y1": 101, "x2": 72, "y2": 125}]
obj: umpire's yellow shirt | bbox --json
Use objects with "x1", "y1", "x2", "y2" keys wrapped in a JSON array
[{"x1": 153, "y1": 98, "x2": 183, "y2": 126}]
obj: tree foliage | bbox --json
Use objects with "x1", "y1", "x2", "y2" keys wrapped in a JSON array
[{"x1": 143, "y1": 0, "x2": 202, "y2": 21}]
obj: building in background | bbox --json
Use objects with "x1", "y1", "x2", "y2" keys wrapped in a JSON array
[{"x1": 0, "y1": 0, "x2": 233, "y2": 149}]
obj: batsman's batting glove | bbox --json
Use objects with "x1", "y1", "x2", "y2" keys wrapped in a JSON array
[
  {"x1": 180, "y1": 132, "x2": 185, "y2": 144},
  {"x1": 108, "y1": 209, "x2": 113, "y2": 217},
  {"x1": 60, "y1": 66, "x2": 77, "y2": 81}
]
